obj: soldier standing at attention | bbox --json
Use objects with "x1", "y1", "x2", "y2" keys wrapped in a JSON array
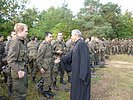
[
  {"x1": 52, "y1": 33, "x2": 67, "y2": 86},
  {"x1": 27, "y1": 36, "x2": 39, "y2": 82},
  {"x1": 0, "y1": 34, "x2": 6, "y2": 82},
  {"x1": 5, "y1": 31, "x2": 17, "y2": 96},
  {"x1": 7, "y1": 23, "x2": 29, "y2": 100},
  {"x1": 36, "y1": 32, "x2": 60, "y2": 99}
]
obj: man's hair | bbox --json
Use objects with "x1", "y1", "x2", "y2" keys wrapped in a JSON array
[
  {"x1": 71, "y1": 29, "x2": 82, "y2": 37},
  {"x1": 45, "y1": 32, "x2": 52, "y2": 37},
  {"x1": 30, "y1": 36, "x2": 35, "y2": 40},
  {"x1": 14, "y1": 23, "x2": 28, "y2": 34},
  {"x1": 0, "y1": 34, "x2": 3, "y2": 38}
]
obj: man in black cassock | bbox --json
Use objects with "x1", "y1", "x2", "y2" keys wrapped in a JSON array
[{"x1": 70, "y1": 29, "x2": 91, "y2": 100}]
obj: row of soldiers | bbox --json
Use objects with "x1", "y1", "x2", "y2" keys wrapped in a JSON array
[
  {"x1": 86, "y1": 37, "x2": 133, "y2": 56},
  {"x1": 0, "y1": 28, "x2": 73, "y2": 99},
  {"x1": 0, "y1": 23, "x2": 132, "y2": 99},
  {"x1": 85, "y1": 37, "x2": 133, "y2": 68}
]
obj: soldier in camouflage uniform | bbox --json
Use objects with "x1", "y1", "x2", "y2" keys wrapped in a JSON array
[
  {"x1": 95, "y1": 37, "x2": 106, "y2": 67},
  {"x1": 7, "y1": 23, "x2": 29, "y2": 100},
  {"x1": 0, "y1": 34, "x2": 6, "y2": 82},
  {"x1": 88, "y1": 36, "x2": 96, "y2": 73},
  {"x1": 52, "y1": 33, "x2": 67, "y2": 86},
  {"x1": 66, "y1": 38, "x2": 74, "y2": 52},
  {"x1": 36, "y1": 32, "x2": 60, "y2": 98},
  {"x1": 27, "y1": 36, "x2": 39, "y2": 82},
  {"x1": 65, "y1": 38, "x2": 74, "y2": 83},
  {"x1": 127, "y1": 39, "x2": 133, "y2": 55},
  {"x1": 4, "y1": 31, "x2": 17, "y2": 96}
]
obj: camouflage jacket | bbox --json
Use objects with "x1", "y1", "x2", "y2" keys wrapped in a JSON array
[
  {"x1": 36, "y1": 40, "x2": 53, "y2": 70},
  {"x1": 7, "y1": 36, "x2": 28, "y2": 78}
]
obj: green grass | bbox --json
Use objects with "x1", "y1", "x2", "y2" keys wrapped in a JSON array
[{"x1": 0, "y1": 54, "x2": 133, "y2": 100}]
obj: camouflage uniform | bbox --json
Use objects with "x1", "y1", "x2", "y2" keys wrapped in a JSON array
[
  {"x1": 95, "y1": 38, "x2": 105, "y2": 67},
  {"x1": 0, "y1": 41, "x2": 6, "y2": 79},
  {"x1": 65, "y1": 39, "x2": 74, "y2": 83},
  {"x1": 27, "y1": 39, "x2": 39, "y2": 82},
  {"x1": 52, "y1": 39, "x2": 66, "y2": 84},
  {"x1": 127, "y1": 39, "x2": 133, "y2": 55},
  {"x1": 88, "y1": 39, "x2": 96, "y2": 72},
  {"x1": 5, "y1": 39, "x2": 13, "y2": 96},
  {"x1": 7, "y1": 36, "x2": 28, "y2": 100},
  {"x1": 36, "y1": 40, "x2": 53, "y2": 91}
]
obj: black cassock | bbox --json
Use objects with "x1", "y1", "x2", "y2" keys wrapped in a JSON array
[{"x1": 71, "y1": 38, "x2": 91, "y2": 100}]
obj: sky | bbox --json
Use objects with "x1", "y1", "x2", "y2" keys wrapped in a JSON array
[{"x1": 29, "y1": 0, "x2": 133, "y2": 14}]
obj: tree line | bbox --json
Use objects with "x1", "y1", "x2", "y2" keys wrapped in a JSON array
[{"x1": 0, "y1": 0, "x2": 133, "y2": 40}]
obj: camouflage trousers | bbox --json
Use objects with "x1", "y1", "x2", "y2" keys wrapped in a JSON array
[{"x1": 12, "y1": 68, "x2": 28, "y2": 100}]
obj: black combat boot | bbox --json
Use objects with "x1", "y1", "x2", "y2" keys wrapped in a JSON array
[
  {"x1": 68, "y1": 76, "x2": 71, "y2": 83},
  {"x1": 8, "y1": 84, "x2": 13, "y2": 96},
  {"x1": 32, "y1": 76, "x2": 36, "y2": 83},
  {"x1": 49, "y1": 88, "x2": 56, "y2": 97},
  {"x1": 3, "y1": 72, "x2": 7, "y2": 83},
  {"x1": 0, "y1": 95, "x2": 6, "y2": 100},
  {"x1": 60, "y1": 78, "x2": 66, "y2": 85},
  {"x1": 53, "y1": 82, "x2": 59, "y2": 91},
  {"x1": 41, "y1": 91, "x2": 54, "y2": 99}
]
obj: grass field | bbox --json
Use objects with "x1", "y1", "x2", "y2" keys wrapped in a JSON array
[{"x1": 0, "y1": 54, "x2": 133, "y2": 100}]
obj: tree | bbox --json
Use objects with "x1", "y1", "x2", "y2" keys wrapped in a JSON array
[
  {"x1": 77, "y1": 0, "x2": 113, "y2": 38},
  {"x1": 116, "y1": 11, "x2": 133, "y2": 38},
  {"x1": 31, "y1": 5, "x2": 76, "y2": 40},
  {"x1": 0, "y1": 0, "x2": 29, "y2": 37},
  {"x1": 100, "y1": 2, "x2": 122, "y2": 38}
]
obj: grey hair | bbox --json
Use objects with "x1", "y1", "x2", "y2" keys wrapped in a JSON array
[{"x1": 71, "y1": 29, "x2": 82, "y2": 37}]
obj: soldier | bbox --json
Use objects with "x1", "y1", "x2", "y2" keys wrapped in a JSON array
[
  {"x1": 65, "y1": 38, "x2": 74, "y2": 83},
  {"x1": 7, "y1": 23, "x2": 29, "y2": 100},
  {"x1": 4, "y1": 31, "x2": 17, "y2": 96},
  {"x1": 95, "y1": 37, "x2": 106, "y2": 67},
  {"x1": 27, "y1": 36, "x2": 39, "y2": 82},
  {"x1": 127, "y1": 39, "x2": 133, "y2": 55},
  {"x1": 88, "y1": 36, "x2": 96, "y2": 73},
  {"x1": 52, "y1": 33, "x2": 67, "y2": 86},
  {"x1": 0, "y1": 34, "x2": 6, "y2": 82},
  {"x1": 66, "y1": 38, "x2": 74, "y2": 52},
  {"x1": 36, "y1": 32, "x2": 60, "y2": 99}
]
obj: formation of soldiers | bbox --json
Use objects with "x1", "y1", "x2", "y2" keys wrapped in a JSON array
[
  {"x1": 85, "y1": 37, "x2": 133, "y2": 69},
  {"x1": 0, "y1": 23, "x2": 133, "y2": 99}
]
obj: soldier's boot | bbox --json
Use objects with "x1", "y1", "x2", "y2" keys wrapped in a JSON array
[
  {"x1": 3, "y1": 72, "x2": 7, "y2": 83},
  {"x1": 68, "y1": 76, "x2": 71, "y2": 83},
  {"x1": 0, "y1": 95, "x2": 6, "y2": 100},
  {"x1": 60, "y1": 78, "x2": 66, "y2": 85},
  {"x1": 48, "y1": 88, "x2": 56, "y2": 97},
  {"x1": 53, "y1": 82, "x2": 59, "y2": 91},
  {"x1": 41, "y1": 91, "x2": 51, "y2": 99},
  {"x1": 8, "y1": 84, "x2": 13, "y2": 96},
  {"x1": 32, "y1": 76, "x2": 36, "y2": 83},
  {"x1": 41, "y1": 91, "x2": 54, "y2": 99}
]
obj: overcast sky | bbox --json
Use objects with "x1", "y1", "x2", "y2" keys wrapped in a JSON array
[{"x1": 29, "y1": 0, "x2": 133, "y2": 14}]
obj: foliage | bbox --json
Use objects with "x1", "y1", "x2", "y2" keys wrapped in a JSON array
[
  {"x1": 0, "y1": 0, "x2": 133, "y2": 39},
  {"x1": 77, "y1": 0, "x2": 113, "y2": 38},
  {"x1": 0, "y1": 0, "x2": 29, "y2": 37},
  {"x1": 116, "y1": 12, "x2": 133, "y2": 38}
]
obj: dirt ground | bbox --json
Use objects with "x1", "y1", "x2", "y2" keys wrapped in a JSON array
[
  {"x1": 91, "y1": 55, "x2": 133, "y2": 100},
  {"x1": 0, "y1": 55, "x2": 133, "y2": 100}
]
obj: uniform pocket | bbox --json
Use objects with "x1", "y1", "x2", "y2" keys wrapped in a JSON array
[
  {"x1": 17, "y1": 50, "x2": 25, "y2": 61},
  {"x1": 11, "y1": 69, "x2": 18, "y2": 79}
]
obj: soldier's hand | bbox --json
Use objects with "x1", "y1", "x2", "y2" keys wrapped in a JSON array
[
  {"x1": 18, "y1": 70, "x2": 25, "y2": 78},
  {"x1": 54, "y1": 58, "x2": 60, "y2": 64},
  {"x1": 40, "y1": 68, "x2": 45, "y2": 73},
  {"x1": 57, "y1": 50, "x2": 62, "y2": 54}
]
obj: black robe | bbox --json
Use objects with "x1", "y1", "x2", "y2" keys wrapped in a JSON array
[
  {"x1": 61, "y1": 51, "x2": 72, "y2": 73},
  {"x1": 71, "y1": 38, "x2": 91, "y2": 100}
]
